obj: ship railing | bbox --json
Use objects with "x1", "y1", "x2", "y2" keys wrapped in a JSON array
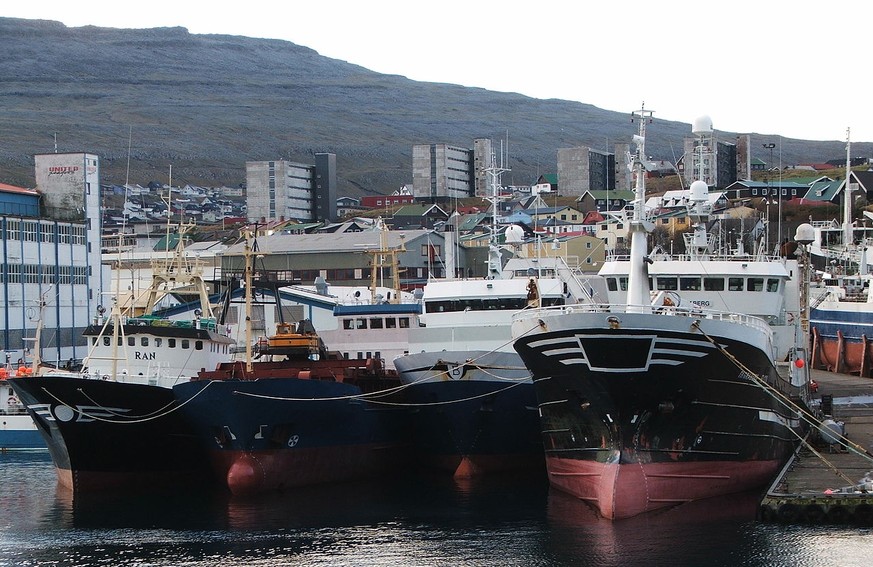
[
  {"x1": 603, "y1": 252, "x2": 787, "y2": 263},
  {"x1": 124, "y1": 316, "x2": 222, "y2": 332},
  {"x1": 514, "y1": 302, "x2": 773, "y2": 334}
]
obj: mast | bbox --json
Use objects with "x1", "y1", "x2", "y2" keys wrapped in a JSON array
[
  {"x1": 626, "y1": 104, "x2": 654, "y2": 312},
  {"x1": 368, "y1": 218, "x2": 404, "y2": 303},
  {"x1": 27, "y1": 287, "x2": 52, "y2": 374},
  {"x1": 484, "y1": 151, "x2": 509, "y2": 280},
  {"x1": 244, "y1": 227, "x2": 255, "y2": 373},
  {"x1": 687, "y1": 116, "x2": 714, "y2": 260},
  {"x1": 843, "y1": 127, "x2": 852, "y2": 248}
]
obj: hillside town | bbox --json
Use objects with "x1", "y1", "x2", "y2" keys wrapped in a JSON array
[{"x1": 1, "y1": 125, "x2": 872, "y2": 371}]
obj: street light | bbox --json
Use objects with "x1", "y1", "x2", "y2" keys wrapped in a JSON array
[{"x1": 763, "y1": 143, "x2": 776, "y2": 252}]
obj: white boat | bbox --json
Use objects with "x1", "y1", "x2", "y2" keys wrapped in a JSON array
[
  {"x1": 1, "y1": 369, "x2": 40, "y2": 450},
  {"x1": 510, "y1": 109, "x2": 811, "y2": 519},
  {"x1": 393, "y1": 162, "x2": 606, "y2": 477}
]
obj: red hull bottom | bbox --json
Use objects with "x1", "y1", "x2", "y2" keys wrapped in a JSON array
[
  {"x1": 214, "y1": 444, "x2": 400, "y2": 496},
  {"x1": 421, "y1": 453, "x2": 545, "y2": 479},
  {"x1": 547, "y1": 456, "x2": 782, "y2": 519}
]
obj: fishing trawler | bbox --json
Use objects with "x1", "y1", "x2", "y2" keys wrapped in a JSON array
[
  {"x1": 9, "y1": 221, "x2": 234, "y2": 490},
  {"x1": 172, "y1": 229, "x2": 409, "y2": 496},
  {"x1": 393, "y1": 162, "x2": 605, "y2": 478},
  {"x1": 805, "y1": 129, "x2": 873, "y2": 374},
  {"x1": 510, "y1": 109, "x2": 811, "y2": 519}
]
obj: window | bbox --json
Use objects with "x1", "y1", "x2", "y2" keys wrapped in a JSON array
[
  {"x1": 607, "y1": 278, "x2": 618, "y2": 292},
  {"x1": 355, "y1": 319, "x2": 367, "y2": 330},
  {"x1": 195, "y1": 341, "x2": 203, "y2": 351},
  {"x1": 155, "y1": 338, "x2": 162, "y2": 347},
  {"x1": 767, "y1": 278, "x2": 780, "y2": 292},
  {"x1": 181, "y1": 339, "x2": 190, "y2": 349},
  {"x1": 680, "y1": 277, "x2": 701, "y2": 291},
  {"x1": 369, "y1": 318, "x2": 383, "y2": 329},
  {"x1": 656, "y1": 277, "x2": 678, "y2": 291},
  {"x1": 421, "y1": 244, "x2": 441, "y2": 257},
  {"x1": 128, "y1": 337, "x2": 135, "y2": 346},
  {"x1": 399, "y1": 317, "x2": 410, "y2": 328},
  {"x1": 168, "y1": 339, "x2": 176, "y2": 348},
  {"x1": 385, "y1": 318, "x2": 397, "y2": 329},
  {"x1": 704, "y1": 277, "x2": 725, "y2": 291},
  {"x1": 748, "y1": 278, "x2": 764, "y2": 292},
  {"x1": 343, "y1": 319, "x2": 354, "y2": 330},
  {"x1": 141, "y1": 337, "x2": 149, "y2": 347},
  {"x1": 728, "y1": 278, "x2": 744, "y2": 291}
]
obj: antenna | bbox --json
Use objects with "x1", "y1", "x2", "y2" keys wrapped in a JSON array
[{"x1": 844, "y1": 127, "x2": 853, "y2": 247}]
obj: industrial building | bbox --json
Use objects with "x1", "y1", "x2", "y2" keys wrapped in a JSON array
[{"x1": 1, "y1": 153, "x2": 107, "y2": 366}]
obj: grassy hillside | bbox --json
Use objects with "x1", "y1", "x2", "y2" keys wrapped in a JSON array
[{"x1": 1, "y1": 17, "x2": 868, "y2": 197}]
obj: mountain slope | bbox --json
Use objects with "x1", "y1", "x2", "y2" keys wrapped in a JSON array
[{"x1": 0, "y1": 17, "x2": 866, "y2": 195}]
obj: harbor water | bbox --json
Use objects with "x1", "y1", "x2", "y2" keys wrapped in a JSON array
[{"x1": 2, "y1": 451, "x2": 873, "y2": 567}]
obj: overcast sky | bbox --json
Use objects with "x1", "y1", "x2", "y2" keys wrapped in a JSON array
[{"x1": 7, "y1": 0, "x2": 871, "y2": 143}]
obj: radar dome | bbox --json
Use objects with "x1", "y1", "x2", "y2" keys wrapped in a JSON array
[
  {"x1": 689, "y1": 180, "x2": 709, "y2": 202},
  {"x1": 504, "y1": 224, "x2": 525, "y2": 243},
  {"x1": 794, "y1": 223, "x2": 815, "y2": 244},
  {"x1": 692, "y1": 115, "x2": 713, "y2": 135}
]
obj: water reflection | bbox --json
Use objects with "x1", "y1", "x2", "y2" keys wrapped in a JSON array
[
  {"x1": 6, "y1": 452, "x2": 873, "y2": 567},
  {"x1": 545, "y1": 488, "x2": 762, "y2": 567}
]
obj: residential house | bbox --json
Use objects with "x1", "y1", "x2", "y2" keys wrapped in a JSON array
[
  {"x1": 595, "y1": 216, "x2": 630, "y2": 254},
  {"x1": 577, "y1": 189, "x2": 635, "y2": 213},
  {"x1": 724, "y1": 180, "x2": 812, "y2": 201},
  {"x1": 522, "y1": 205, "x2": 586, "y2": 233},
  {"x1": 532, "y1": 174, "x2": 558, "y2": 194},
  {"x1": 387, "y1": 204, "x2": 449, "y2": 230}
]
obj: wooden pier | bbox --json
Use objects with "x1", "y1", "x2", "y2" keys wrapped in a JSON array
[{"x1": 760, "y1": 369, "x2": 873, "y2": 524}]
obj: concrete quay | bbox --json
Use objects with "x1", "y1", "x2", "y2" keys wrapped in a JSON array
[{"x1": 759, "y1": 369, "x2": 873, "y2": 524}]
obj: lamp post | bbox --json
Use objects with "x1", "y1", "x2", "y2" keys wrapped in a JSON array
[{"x1": 763, "y1": 143, "x2": 776, "y2": 253}]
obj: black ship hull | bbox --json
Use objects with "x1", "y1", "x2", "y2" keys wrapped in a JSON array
[
  {"x1": 9, "y1": 376, "x2": 209, "y2": 491},
  {"x1": 513, "y1": 310, "x2": 806, "y2": 518}
]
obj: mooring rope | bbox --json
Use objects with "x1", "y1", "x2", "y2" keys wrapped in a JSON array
[
  {"x1": 38, "y1": 379, "x2": 215, "y2": 424},
  {"x1": 690, "y1": 320, "x2": 873, "y2": 470},
  {"x1": 230, "y1": 320, "x2": 543, "y2": 406}
]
